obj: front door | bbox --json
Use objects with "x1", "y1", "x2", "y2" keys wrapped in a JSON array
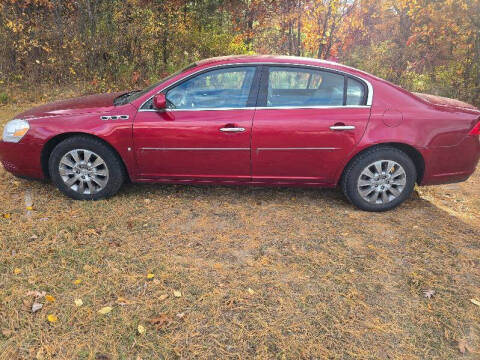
[
  {"x1": 133, "y1": 66, "x2": 259, "y2": 181},
  {"x1": 251, "y1": 66, "x2": 371, "y2": 184}
]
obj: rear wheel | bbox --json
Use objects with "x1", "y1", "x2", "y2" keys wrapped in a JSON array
[
  {"x1": 342, "y1": 146, "x2": 417, "y2": 212},
  {"x1": 48, "y1": 136, "x2": 124, "y2": 200}
]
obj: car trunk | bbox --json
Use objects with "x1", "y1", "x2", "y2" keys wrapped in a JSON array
[{"x1": 413, "y1": 92, "x2": 479, "y2": 112}]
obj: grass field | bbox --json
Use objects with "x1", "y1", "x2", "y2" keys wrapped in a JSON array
[{"x1": 1, "y1": 103, "x2": 479, "y2": 359}]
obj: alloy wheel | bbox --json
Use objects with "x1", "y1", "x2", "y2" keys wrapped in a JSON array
[
  {"x1": 58, "y1": 149, "x2": 109, "y2": 195},
  {"x1": 357, "y1": 160, "x2": 407, "y2": 204}
]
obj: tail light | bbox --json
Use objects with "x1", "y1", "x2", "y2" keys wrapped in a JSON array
[{"x1": 470, "y1": 119, "x2": 480, "y2": 135}]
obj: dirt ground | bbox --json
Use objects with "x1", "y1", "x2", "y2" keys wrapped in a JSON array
[{"x1": 0, "y1": 104, "x2": 479, "y2": 359}]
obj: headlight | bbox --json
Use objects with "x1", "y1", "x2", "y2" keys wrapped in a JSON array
[{"x1": 2, "y1": 119, "x2": 30, "y2": 143}]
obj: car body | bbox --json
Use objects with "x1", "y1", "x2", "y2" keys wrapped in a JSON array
[{"x1": 1, "y1": 55, "x2": 479, "y2": 211}]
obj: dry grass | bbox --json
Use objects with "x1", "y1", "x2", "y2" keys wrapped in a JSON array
[{"x1": 1, "y1": 103, "x2": 479, "y2": 359}]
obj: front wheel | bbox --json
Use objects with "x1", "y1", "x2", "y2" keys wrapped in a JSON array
[
  {"x1": 48, "y1": 136, "x2": 125, "y2": 200},
  {"x1": 341, "y1": 147, "x2": 417, "y2": 212}
]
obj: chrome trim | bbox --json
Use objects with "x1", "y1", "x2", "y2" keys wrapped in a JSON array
[
  {"x1": 255, "y1": 105, "x2": 370, "y2": 110},
  {"x1": 139, "y1": 107, "x2": 255, "y2": 112},
  {"x1": 140, "y1": 147, "x2": 250, "y2": 151},
  {"x1": 139, "y1": 105, "x2": 370, "y2": 113},
  {"x1": 101, "y1": 115, "x2": 129, "y2": 120},
  {"x1": 220, "y1": 127, "x2": 245, "y2": 133},
  {"x1": 257, "y1": 147, "x2": 340, "y2": 151},
  {"x1": 138, "y1": 62, "x2": 374, "y2": 111},
  {"x1": 330, "y1": 125, "x2": 356, "y2": 130}
]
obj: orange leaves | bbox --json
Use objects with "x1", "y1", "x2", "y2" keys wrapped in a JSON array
[{"x1": 147, "y1": 313, "x2": 172, "y2": 330}]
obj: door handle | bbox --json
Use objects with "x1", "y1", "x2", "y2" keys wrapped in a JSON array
[
  {"x1": 220, "y1": 127, "x2": 245, "y2": 133},
  {"x1": 330, "y1": 125, "x2": 356, "y2": 131}
]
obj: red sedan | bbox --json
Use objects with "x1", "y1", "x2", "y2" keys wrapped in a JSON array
[{"x1": 1, "y1": 55, "x2": 479, "y2": 211}]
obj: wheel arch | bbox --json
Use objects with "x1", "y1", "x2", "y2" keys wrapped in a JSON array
[
  {"x1": 41, "y1": 132, "x2": 130, "y2": 181},
  {"x1": 340, "y1": 142, "x2": 425, "y2": 185}
]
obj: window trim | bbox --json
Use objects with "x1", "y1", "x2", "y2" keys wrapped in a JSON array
[
  {"x1": 138, "y1": 62, "x2": 373, "y2": 112},
  {"x1": 140, "y1": 65, "x2": 261, "y2": 111},
  {"x1": 345, "y1": 76, "x2": 368, "y2": 107},
  {"x1": 258, "y1": 64, "x2": 369, "y2": 108}
]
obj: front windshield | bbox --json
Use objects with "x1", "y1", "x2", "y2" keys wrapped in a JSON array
[{"x1": 114, "y1": 62, "x2": 197, "y2": 105}]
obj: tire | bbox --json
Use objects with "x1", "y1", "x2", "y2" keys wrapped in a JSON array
[
  {"x1": 341, "y1": 146, "x2": 417, "y2": 212},
  {"x1": 48, "y1": 136, "x2": 125, "y2": 200}
]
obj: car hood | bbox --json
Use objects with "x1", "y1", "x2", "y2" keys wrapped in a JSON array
[
  {"x1": 16, "y1": 91, "x2": 127, "y2": 119},
  {"x1": 414, "y1": 92, "x2": 480, "y2": 113}
]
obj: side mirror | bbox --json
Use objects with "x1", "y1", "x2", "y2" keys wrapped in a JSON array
[{"x1": 153, "y1": 93, "x2": 167, "y2": 110}]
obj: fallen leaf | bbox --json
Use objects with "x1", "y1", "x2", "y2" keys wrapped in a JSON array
[
  {"x1": 173, "y1": 290, "x2": 182, "y2": 298},
  {"x1": 148, "y1": 313, "x2": 172, "y2": 329},
  {"x1": 137, "y1": 324, "x2": 146, "y2": 334},
  {"x1": 1, "y1": 329, "x2": 13, "y2": 337},
  {"x1": 98, "y1": 306, "x2": 112, "y2": 315},
  {"x1": 32, "y1": 302, "x2": 43, "y2": 313},
  {"x1": 247, "y1": 288, "x2": 255, "y2": 295},
  {"x1": 116, "y1": 297, "x2": 134, "y2": 306},
  {"x1": 26, "y1": 290, "x2": 46, "y2": 298},
  {"x1": 45, "y1": 295, "x2": 55, "y2": 303},
  {"x1": 2, "y1": 213, "x2": 11, "y2": 219},
  {"x1": 14, "y1": 268, "x2": 21, "y2": 275},
  {"x1": 176, "y1": 312, "x2": 185, "y2": 319},
  {"x1": 159, "y1": 294, "x2": 168, "y2": 301},
  {"x1": 470, "y1": 298, "x2": 480, "y2": 307},
  {"x1": 73, "y1": 279, "x2": 82, "y2": 285},
  {"x1": 458, "y1": 338, "x2": 473, "y2": 354},
  {"x1": 423, "y1": 289, "x2": 435, "y2": 299},
  {"x1": 46, "y1": 314, "x2": 57, "y2": 323},
  {"x1": 74, "y1": 299, "x2": 83, "y2": 307},
  {"x1": 146, "y1": 273, "x2": 155, "y2": 280}
]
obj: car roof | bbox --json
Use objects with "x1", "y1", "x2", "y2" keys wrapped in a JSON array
[
  {"x1": 196, "y1": 55, "x2": 339, "y2": 67},
  {"x1": 194, "y1": 55, "x2": 376, "y2": 80}
]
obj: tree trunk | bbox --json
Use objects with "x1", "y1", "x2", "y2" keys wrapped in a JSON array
[{"x1": 318, "y1": 3, "x2": 332, "y2": 59}]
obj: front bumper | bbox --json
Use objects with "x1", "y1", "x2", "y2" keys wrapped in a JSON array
[{"x1": 0, "y1": 139, "x2": 45, "y2": 179}]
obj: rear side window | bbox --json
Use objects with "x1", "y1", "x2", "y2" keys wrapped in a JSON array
[
  {"x1": 267, "y1": 67, "x2": 344, "y2": 107},
  {"x1": 346, "y1": 78, "x2": 366, "y2": 105},
  {"x1": 166, "y1": 66, "x2": 256, "y2": 109},
  {"x1": 266, "y1": 66, "x2": 367, "y2": 107}
]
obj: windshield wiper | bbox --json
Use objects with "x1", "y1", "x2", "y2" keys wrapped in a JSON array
[{"x1": 114, "y1": 90, "x2": 141, "y2": 106}]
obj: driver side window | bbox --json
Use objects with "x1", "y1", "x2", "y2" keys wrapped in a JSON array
[{"x1": 166, "y1": 67, "x2": 256, "y2": 109}]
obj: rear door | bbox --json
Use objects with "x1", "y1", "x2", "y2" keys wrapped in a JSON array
[
  {"x1": 251, "y1": 65, "x2": 371, "y2": 184},
  {"x1": 133, "y1": 65, "x2": 260, "y2": 181}
]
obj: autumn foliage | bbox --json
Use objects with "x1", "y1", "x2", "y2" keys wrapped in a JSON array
[{"x1": 0, "y1": 0, "x2": 479, "y2": 106}]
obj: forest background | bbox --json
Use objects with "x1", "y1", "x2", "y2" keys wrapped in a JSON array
[{"x1": 0, "y1": 0, "x2": 479, "y2": 107}]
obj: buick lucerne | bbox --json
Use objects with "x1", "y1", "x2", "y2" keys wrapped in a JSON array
[{"x1": 1, "y1": 55, "x2": 479, "y2": 211}]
